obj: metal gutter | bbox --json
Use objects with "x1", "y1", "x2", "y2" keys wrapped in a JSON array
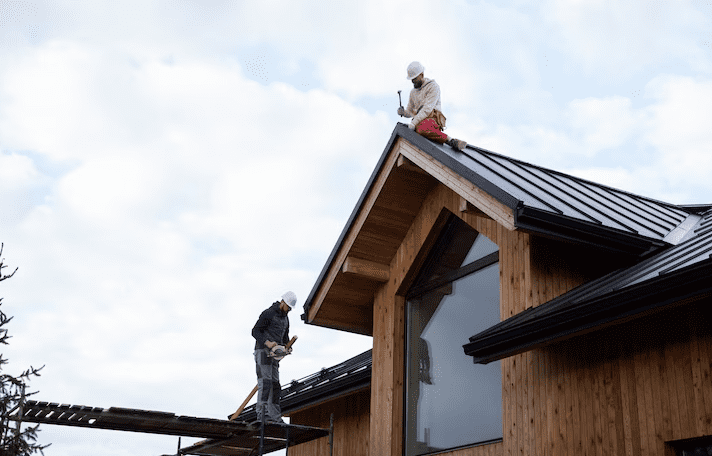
[
  {"x1": 515, "y1": 206, "x2": 665, "y2": 255},
  {"x1": 463, "y1": 259, "x2": 712, "y2": 364}
]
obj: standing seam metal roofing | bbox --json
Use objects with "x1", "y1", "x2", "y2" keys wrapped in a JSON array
[
  {"x1": 464, "y1": 208, "x2": 712, "y2": 363},
  {"x1": 441, "y1": 140, "x2": 690, "y2": 240},
  {"x1": 302, "y1": 123, "x2": 694, "y2": 320},
  {"x1": 236, "y1": 350, "x2": 372, "y2": 423}
]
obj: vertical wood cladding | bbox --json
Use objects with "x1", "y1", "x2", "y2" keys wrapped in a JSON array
[
  {"x1": 370, "y1": 181, "x2": 712, "y2": 456},
  {"x1": 288, "y1": 388, "x2": 370, "y2": 456},
  {"x1": 302, "y1": 178, "x2": 712, "y2": 456},
  {"x1": 370, "y1": 183, "x2": 504, "y2": 456},
  {"x1": 516, "y1": 301, "x2": 712, "y2": 456},
  {"x1": 503, "y1": 235, "x2": 712, "y2": 456}
]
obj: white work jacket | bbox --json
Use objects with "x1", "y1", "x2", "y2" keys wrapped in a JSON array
[{"x1": 403, "y1": 78, "x2": 446, "y2": 130}]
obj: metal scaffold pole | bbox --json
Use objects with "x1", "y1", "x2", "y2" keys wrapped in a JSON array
[
  {"x1": 258, "y1": 405, "x2": 266, "y2": 456},
  {"x1": 329, "y1": 413, "x2": 334, "y2": 456}
]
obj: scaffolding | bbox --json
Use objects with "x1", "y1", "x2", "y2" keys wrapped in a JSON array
[{"x1": 9, "y1": 400, "x2": 331, "y2": 455}]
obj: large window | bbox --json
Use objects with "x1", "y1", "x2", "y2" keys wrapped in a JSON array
[{"x1": 405, "y1": 215, "x2": 502, "y2": 455}]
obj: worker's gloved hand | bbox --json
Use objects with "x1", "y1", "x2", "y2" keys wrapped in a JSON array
[
  {"x1": 269, "y1": 344, "x2": 289, "y2": 361},
  {"x1": 397, "y1": 107, "x2": 406, "y2": 117},
  {"x1": 409, "y1": 123, "x2": 416, "y2": 130}
]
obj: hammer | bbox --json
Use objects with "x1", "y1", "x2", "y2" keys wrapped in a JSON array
[{"x1": 397, "y1": 90, "x2": 403, "y2": 116}]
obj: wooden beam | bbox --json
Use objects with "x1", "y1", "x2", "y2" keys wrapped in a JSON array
[
  {"x1": 397, "y1": 137, "x2": 517, "y2": 231},
  {"x1": 396, "y1": 155, "x2": 427, "y2": 175},
  {"x1": 459, "y1": 196, "x2": 492, "y2": 219},
  {"x1": 342, "y1": 257, "x2": 390, "y2": 282},
  {"x1": 306, "y1": 150, "x2": 401, "y2": 324}
]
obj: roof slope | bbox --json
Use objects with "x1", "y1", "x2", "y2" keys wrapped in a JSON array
[
  {"x1": 464, "y1": 208, "x2": 712, "y2": 364},
  {"x1": 302, "y1": 124, "x2": 700, "y2": 324},
  {"x1": 398, "y1": 124, "x2": 694, "y2": 253},
  {"x1": 237, "y1": 350, "x2": 371, "y2": 422}
]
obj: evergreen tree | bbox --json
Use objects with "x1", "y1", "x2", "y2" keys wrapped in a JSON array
[{"x1": 0, "y1": 244, "x2": 48, "y2": 455}]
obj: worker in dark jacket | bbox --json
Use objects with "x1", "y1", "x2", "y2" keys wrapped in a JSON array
[{"x1": 251, "y1": 291, "x2": 296, "y2": 423}]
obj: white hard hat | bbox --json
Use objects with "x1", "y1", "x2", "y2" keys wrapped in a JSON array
[
  {"x1": 281, "y1": 291, "x2": 297, "y2": 309},
  {"x1": 407, "y1": 61, "x2": 424, "y2": 80}
]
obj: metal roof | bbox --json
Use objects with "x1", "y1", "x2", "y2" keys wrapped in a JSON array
[
  {"x1": 236, "y1": 349, "x2": 371, "y2": 422},
  {"x1": 303, "y1": 123, "x2": 700, "y2": 322},
  {"x1": 394, "y1": 124, "x2": 693, "y2": 253},
  {"x1": 464, "y1": 208, "x2": 712, "y2": 363}
]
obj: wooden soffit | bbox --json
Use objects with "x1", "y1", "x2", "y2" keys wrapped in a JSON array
[{"x1": 304, "y1": 129, "x2": 517, "y2": 335}]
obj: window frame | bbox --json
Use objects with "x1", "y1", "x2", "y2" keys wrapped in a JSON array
[{"x1": 402, "y1": 216, "x2": 503, "y2": 456}]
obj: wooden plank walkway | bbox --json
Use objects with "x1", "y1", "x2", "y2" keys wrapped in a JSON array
[{"x1": 11, "y1": 400, "x2": 329, "y2": 455}]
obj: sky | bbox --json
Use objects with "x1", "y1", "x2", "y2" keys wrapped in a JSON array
[{"x1": 1, "y1": 0, "x2": 712, "y2": 455}]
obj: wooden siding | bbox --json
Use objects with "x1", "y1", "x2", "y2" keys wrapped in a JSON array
[
  {"x1": 302, "y1": 145, "x2": 712, "y2": 456},
  {"x1": 367, "y1": 176, "x2": 709, "y2": 456},
  {"x1": 502, "y1": 298, "x2": 712, "y2": 456},
  {"x1": 370, "y1": 182, "x2": 506, "y2": 456},
  {"x1": 500, "y1": 236, "x2": 632, "y2": 456},
  {"x1": 289, "y1": 388, "x2": 370, "y2": 456}
]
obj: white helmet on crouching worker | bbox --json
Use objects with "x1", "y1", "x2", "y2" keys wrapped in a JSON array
[
  {"x1": 281, "y1": 291, "x2": 297, "y2": 310},
  {"x1": 407, "y1": 61, "x2": 424, "y2": 80}
]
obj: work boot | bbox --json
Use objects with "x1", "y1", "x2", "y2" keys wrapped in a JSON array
[{"x1": 448, "y1": 137, "x2": 467, "y2": 151}]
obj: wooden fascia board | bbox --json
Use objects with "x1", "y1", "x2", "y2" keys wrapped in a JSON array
[
  {"x1": 395, "y1": 137, "x2": 517, "y2": 231},
  {"x1": 306, "y1": 148, "x2": 401, "y2": 324},
  {"x1": 342, "y1": 257, "x2": 390, "y2": 282}
]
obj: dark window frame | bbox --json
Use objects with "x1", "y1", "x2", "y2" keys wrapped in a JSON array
[{"x1": 403, "y1": 215, "x2": 502, "y2": 456}]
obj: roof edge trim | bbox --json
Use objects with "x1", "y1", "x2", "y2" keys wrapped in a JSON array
[
  {"x1": 301, "y1": 126, "x2": 403, "y2": 323},
  {"x1": 463, "y1": 259, "x2": 712, "y2": 364}
]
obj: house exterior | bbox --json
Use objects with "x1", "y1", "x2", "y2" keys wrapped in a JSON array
[{"x1": 250, "y1": 123, "x2": 712, "y2": 456}]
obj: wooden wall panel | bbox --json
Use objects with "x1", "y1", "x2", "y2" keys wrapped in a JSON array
[
  {"x1": 304, "y1": 174, "x2": 712, "y2": 456},
  {"x1": 289, "y1": 388, "x2": 370, "y2": 456},
  {"x1": 369, "y1": 182, "x2": 508, "y2": 456},
  {"x1": 487, "y1": 220, "x2": 712, "y2": 456},
  {"x1": 504, "y1": 298, "x2": 712, "y2": 456}
]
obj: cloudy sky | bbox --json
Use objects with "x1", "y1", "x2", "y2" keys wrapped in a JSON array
[{"x1": 1, "y1": 0, "x2": 712, "y2": 454}]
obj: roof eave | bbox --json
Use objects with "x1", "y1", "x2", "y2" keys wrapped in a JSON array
[
  {"x1": 300, "y1": 126, "x2": 403, "y2": 323},
  {"x1": 463, "y1": 259, "x2": 712, "y2": 364},
  {"x1": 516, "y1": 206, "x2": 667, "y2": 256},
  {"x1": 301, "y1": 123, "x2": 521, "y2": 324}
]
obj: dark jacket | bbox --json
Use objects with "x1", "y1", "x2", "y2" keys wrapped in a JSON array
[{"x1": 252, "y1": 302, "x2": 290, "y2": 350}]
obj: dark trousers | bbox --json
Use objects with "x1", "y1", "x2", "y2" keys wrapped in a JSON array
[{"x1": 254, "y1": 348, "x2": 281, "y2": 421}]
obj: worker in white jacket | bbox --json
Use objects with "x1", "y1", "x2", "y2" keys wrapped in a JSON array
[{"x1": 397, "y1": 61, "x2": 467, "y2": 151}]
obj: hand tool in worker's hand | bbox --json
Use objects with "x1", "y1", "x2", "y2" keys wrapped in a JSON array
[
  {"x1": 268, "y1": 343, "x2": 291, "y2": 361},
  {"x1": 228, "y1": 335, "x2": 298, "y2": 421},
  {"x1": 398, "y1": 90, "x2": 403, "y2": 116}
]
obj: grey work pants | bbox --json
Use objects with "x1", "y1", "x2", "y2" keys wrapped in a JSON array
[{"x1": 254, "y1": 348, "x2": 281, "y2": 421}]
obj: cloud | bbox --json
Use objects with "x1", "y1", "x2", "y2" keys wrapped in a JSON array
[
  {"x1": 2, "y1": 2, "x2": 712, "y2": 455},
  {"x1": 642, "y1": 74, "x2": 712, "y2": 193},
  {"x1": 542, "y1": 0, "x2": 712, "y2": 80},
  {"x1": 0, "y1": 34, "x2": 379, "y2": 454},
  {"x1": 567, "y1": 95, "x2": 638, "y2": 156}
]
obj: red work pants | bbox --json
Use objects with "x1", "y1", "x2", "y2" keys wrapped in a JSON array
[{"x1": 416, "y1": 118, "x2": 448, "y2": 144}]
